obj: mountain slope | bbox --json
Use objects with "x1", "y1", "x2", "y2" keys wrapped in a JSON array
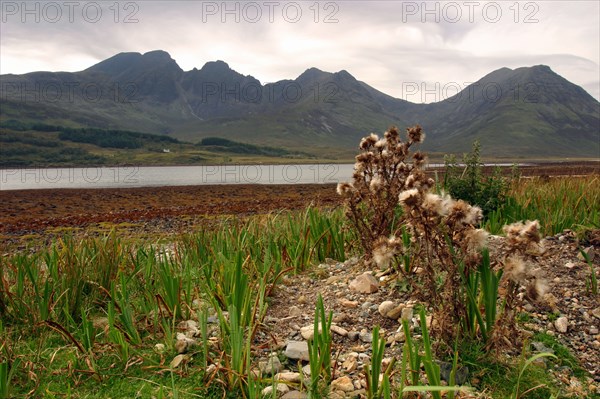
[
  {"x1": 1, "y1": 51, "x2": 598, "y2": 157},
  {"x1": 408, "y1": 65, "x2": 600, "y2": 156}
]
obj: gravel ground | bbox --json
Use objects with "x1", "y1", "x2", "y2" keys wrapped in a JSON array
[{"x1": 258, "y1": 230, "x2": 600, "y2": 397}]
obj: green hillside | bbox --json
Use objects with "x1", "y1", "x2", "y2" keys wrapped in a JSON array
[{"x1": 1, "y1": 51, "x2": 598, "y2": 159}]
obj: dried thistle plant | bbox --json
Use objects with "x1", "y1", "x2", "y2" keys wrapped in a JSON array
[
  {"x1": 340, "y1": 126, "x2": 544, "y2": 353},
  {"x1": 337, "y1": 125, "x2": 430, "y2": 257},
  {"x1": 395, "y1": 183, "x2": 487, "y2": 347},
  {"x1": 489, "y1": 220, "x2": 546, "y2": 350}
]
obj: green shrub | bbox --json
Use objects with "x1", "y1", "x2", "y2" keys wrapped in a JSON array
[{"x1": 443, "y1": 140, "x2": 511, "y2": 217}]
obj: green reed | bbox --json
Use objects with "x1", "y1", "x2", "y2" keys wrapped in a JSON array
[{"x1": 486, "y1": 176, "x2": 599, "y2": 235}]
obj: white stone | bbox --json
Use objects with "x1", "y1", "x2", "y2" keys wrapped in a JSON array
[
  {"x1": 349, "y1": 272, "x2": 379, "y2": 294},
  {"x1": 565, "y1": 262, "x2": 577, "y2": 269},
  {"x1": 401, "y1": 307, "x2": 414, "y2": 321},
  {"x1": 262, "y1": 383, "x2": 289, "y2": 397},
  {"x1": 300, "y1": 325, "x2": 317, "y2": 340},
  {"x1": 555, "y1": 316, "x2": 569, "y2": 333},
  {"x1": 261, "y1": 353, "x2": 284, "y2": 375},
  {"x1": 386, "y1": 305, "x2": 404, "y2": 320},
  {"x1": 288, "y1": 305, "x2": 303, "y2": 318},
  {"x1": 281, "y1": 391, "x2": 308, "y2": 399},
  {"x1": 275, "y1": 372, "x2": 301, "y2": 383},
  {"x1": 342, "y1": 356, "x2": 358, "y2": 372},
  {"x1": 302, "y1": 364, "x2": 312, "y2": 376},
  {"x1": 285, "y1": 341, "x2": 309, "y2": 361},
  {"x1": 331, "y1": 325, "x2": 349, "y2": 337},
  {"x1": 331, "y1": 376, "x2": 354, "y2": 392},
  {"x1": 378, "y1": 301, "x2": 395, "y2": 317}
]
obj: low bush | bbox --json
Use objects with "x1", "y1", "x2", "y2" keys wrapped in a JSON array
[{"x1": 443, "y1": 140, "x2": 512, "y2": 217}]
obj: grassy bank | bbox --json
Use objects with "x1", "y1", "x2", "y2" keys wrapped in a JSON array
[
  {"x1": 485, "y1": 175, "x2": 600, "y2": 235},
  {"x1": 1, "y1": 208, "x2": 348, "y2": 398},
  {"x1": 1, "y1": 176, "x2": 599, "y2": 398}
]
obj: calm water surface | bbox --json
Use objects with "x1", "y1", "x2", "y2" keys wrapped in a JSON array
[
  {"x1": 0, "y1": 164, "x2": 355, "y2": 190},
  {"x1": 0, "y1": 163, "x2": 524, "y2": 191}
]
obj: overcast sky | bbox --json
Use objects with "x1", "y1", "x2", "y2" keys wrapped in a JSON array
[{"x1": 1, "y1": 1, "x2": 599, "y2": 102}]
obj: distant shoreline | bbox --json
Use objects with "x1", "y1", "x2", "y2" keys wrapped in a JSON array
[{"x1": 1, "y1": 157, "x2": 598, "y2": 171}]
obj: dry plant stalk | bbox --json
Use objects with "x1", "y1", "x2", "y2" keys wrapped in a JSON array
[
  {"x1": 337, "y1": 125, "x2": 429, "y2": 257},
  {"x1": 338, "y1": 125, "x2": 545, "y2": 352},
  {"x1": 490, "y1": 220, "x2": 546, "y2": 350}
]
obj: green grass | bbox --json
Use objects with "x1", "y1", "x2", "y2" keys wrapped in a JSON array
[
  {"x1": 485, "y1": 176, "x2": 600, "y2": 236},
  {"x1": 458, "y1": 341, "x2": 559, "y2": 399},
  {"x1": 0, "y1": 207, "x2": 348, "y2": 398},
  {"x1": 531, "y1": 332, "x2": 588, "y2": 380},
  {"x1": 1, "y1": 176, "x2": 598, "y2": 398}
]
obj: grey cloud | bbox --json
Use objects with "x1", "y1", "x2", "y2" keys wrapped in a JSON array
[{"x1": 0, "y1": 0, "x2": 598, "y2": 101}]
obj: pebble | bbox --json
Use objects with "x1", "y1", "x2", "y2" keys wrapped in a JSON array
[
  {"x1": 297, "y1": 364, "x2": 309, "y2": 377},
  {"x1": 285, "y1": 341, "x2": 309, "y2": 361},
  {"x1": 359, "y1": 331, "x2": 373, "y2": 343},
  {"x1": 378, "y1": 301, "x2": 395, "y2": 317},
  {"x1": 206, "y1": 364, "x2": 217, "y2": 375},
  {"x1": 175, "y1": 333, "x2": 197, "y2": 354},
  {"x1": 339, "y1": 299, "x2": 358, "y2": 308},
  {"x1": 281, "y1": 391, "x2": 307, "y2": 399},
  {"x1": 358, "y1": 353, "x2": 370, "y2": 363},
  {"x1": 349, "y1": 272, "x2": 379, "y2": 294},
  {"x1": 577, "y1": 246, "x2": 595, "y2": 262},
  {"x1": 331, "y1": 325, "x2": 349, "y2": 337},
  {"x1": 262, "y1": 383, "x2": 290, "y2": 397},
  {"x1": 387, "y1": 305, "x2": 404, "y2": 319},
  {"x1": 401, "y1": 307, "x2": 414, "y2": 321},
  {"x1": 348, "y1": 331, "x2": 360, "y2": 341},
  {"x1": 330, "y1": 376, "x2": 354, "y2": 392},
  {"x1": 300, "y1": 325, "x2": 317, "y2": 340},
  {"x1": 387, "y1": 331, "x2": 405, "y2": 344},
  {"x1": 524, "y1": 303, "x2": 534, "y2": 312},
  {"x1": 288, "y1": 306, "x2": 303, "y2": 318},
  {"x1": 342, "y1": 356, "x2": 358, "y2": 372},
  {"x1": 328, "y1": 390, "x2": 346, "y2": 399},
  {"x1": 178, "y1": 320, "x2": 199, "y2": 337},
  {"x1": 260, "y1": 353, "x2": 284, "y2": 375},
  {"x1": 531, "y1": 341, "x2": 554, "y2": 354},
  {"x1": 438, "y1": 361, "x2": 470, "y2": 385},
  {"x1": 555, "y1": 316, "x2": 569, "y2": 333},
  {"x1": 275, "y1": 372, "x2": 301, "y2": 383}
]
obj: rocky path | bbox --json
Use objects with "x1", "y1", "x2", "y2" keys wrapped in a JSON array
[{"x1": 250, "y1": 231, "x2": 600, "y2": 398}]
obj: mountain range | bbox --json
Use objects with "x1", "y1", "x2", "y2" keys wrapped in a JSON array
[{"x1": 1, "y1": 50, "x2": 598, "y2": 157}]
